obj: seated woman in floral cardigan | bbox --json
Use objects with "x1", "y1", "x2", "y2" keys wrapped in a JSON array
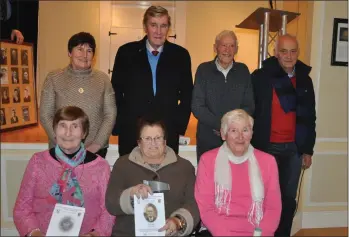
[{"x1": 13, "y1": 106, "x2": 115, "y2": 236}]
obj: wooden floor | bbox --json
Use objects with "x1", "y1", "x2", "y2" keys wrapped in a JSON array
[
  {"x1": 1, "y1": 113, "x2": 199, "y2": 144},
  {"x1": 294, "y1": 227, "x2": 348, "y2": 236}
]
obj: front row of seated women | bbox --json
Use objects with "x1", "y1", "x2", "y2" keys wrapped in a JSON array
[{"x1": 13, "y1": 106, "x2": 281, "y2": 236}]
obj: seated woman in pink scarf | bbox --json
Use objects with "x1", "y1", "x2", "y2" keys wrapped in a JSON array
[
  {"x1": 13, "y1": 106, "x2": 115, "y2": 237},
  {"x1": 195, "y1": 109, "x2": 281, "y2": 236}
]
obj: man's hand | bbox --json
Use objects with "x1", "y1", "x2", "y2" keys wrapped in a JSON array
[
  {"x1": 11, "y1": 30, "x2": 24, "y2": 44},
  {"x1": 302, "y1": 154, "x2": 312, "y2": 169},
  {"x1": 86, "y1": 143, "x2": 101, "y2": 153}
]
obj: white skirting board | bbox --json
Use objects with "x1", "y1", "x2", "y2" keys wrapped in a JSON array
[
  {"x1": 1, "y1": 228, "x2": 18, "y2": 236},
  {"x1": 2, "y1": 211, "x2": 347, "y2": 236},
  {"x1": 302, "y1": 210, "x2": 348, "y2": 228}
]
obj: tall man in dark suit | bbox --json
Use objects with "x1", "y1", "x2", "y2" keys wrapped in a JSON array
[
  {"x1": 251, "y1": 34, "x2": 316, "y2": 237},
  {"x1": 111, "y1": 5, "x2": 193, "y2": 156}
]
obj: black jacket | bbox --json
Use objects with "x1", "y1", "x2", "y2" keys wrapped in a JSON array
[
  {"x1": 111, "y1": 36, "x2": 193, "y2": 155},
  {"x1": 251, "y1": 56, "x2": 316, "y2": 155}
]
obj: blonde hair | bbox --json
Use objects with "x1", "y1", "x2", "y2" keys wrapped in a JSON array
[
  {"x1": 143, "y1": 6, "x2": 171, "y2": 27},
  {"x1": 221, "y1": 109, "x2": 254, "y2": 136}
]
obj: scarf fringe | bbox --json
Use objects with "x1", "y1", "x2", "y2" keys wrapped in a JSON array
[
  {"x1": 248, "y1": 200, "x2": 264, "y2": 227},
  {"x1": 214, "y1": 142, "x2": 264, "y2": 227},
  {"x1": 215, "y1": 184, "x2": 231, "y2": 215}
]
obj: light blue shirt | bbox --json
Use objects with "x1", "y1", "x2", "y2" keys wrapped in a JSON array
[
  {"x1": 288, "y1": 67, "x2": 296, "y2": 78},
  {"x1": 146, "y1": 40, "x2": 163, "y2": 95}
]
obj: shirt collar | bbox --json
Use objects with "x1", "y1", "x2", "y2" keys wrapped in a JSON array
[
  {"x1": 288, "y1": 67, "x2": 296, "y2": 77},
  {"x1": 146, "y1": 40, "x2": 164, "y2": 54},
  {"x1": 215, "y1": 57, "x2": 233, "y2": 72}
]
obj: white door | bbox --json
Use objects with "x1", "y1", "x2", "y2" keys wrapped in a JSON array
[{"x1": 108, "y1": 27, "x2": 143, "y2": 74}]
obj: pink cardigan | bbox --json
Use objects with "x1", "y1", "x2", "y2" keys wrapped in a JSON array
[
  {"x1": 195, "y1": 148, "x2": 281, "y2": 236},
  {"x1": 13, "y1": 150, "x2": 115, "y2": 236}
]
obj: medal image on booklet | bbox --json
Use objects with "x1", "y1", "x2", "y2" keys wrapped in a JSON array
[
  {"x1": 134, "y1": 193, "x2": 166, "y2": 236},
  {"x1": 46, "y1": 203, "x2": 85, "y2": 236}
]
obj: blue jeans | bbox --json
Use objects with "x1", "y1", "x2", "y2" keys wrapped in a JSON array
[{"x1": 266, "y1": 142, "x2": 302, "y2": 237}]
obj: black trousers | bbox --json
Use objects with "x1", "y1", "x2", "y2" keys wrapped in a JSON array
[
  {"x1": 266, "y1": 142, "x2": 302, "y2": 237},
  {"x1": 195, "y1": 230, "x2": 213, "y2": 237}
]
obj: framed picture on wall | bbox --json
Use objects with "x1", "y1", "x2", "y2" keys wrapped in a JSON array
[
  {"x1": 0, "y1": 40, "x2": 38, "y2": 131},
  {"x1": 331, "y1": 18, "x2": 348, "y2": 66}
]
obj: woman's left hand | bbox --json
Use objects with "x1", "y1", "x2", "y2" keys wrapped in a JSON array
[
  {"x1": 80, "y1": 231, "x2": 98, "y2": 237},
  {"x1": 158, "y1": 217, "x2": 179, "y2": 236}
]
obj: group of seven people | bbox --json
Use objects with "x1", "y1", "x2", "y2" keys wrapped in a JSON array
[{"x1": 13, "y1": 4, "x2": 316, "y2": 237}]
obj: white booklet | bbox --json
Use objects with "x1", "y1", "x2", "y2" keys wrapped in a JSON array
[
  {"x1": 134, "y1": 193, "x2": 166, "y2": 236},
  {"x1": 46, "y1": 203, "x2": 85, "y2": 236}
]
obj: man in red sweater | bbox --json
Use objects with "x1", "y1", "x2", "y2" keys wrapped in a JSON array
[{"x1": 251, "y1": 34, "x2": 316, "y2": 237}]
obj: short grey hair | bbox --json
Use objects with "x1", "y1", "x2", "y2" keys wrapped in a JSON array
[
  {"x1": 143, "y1": 6, "x2": 171, "y2": 28},
  {"x1": 221, "y1": 109, "x2": 254, "y2": 136},
  {"x1": 215, "y1": 30, "x2": 239, "y2": 47},
  {"x1": 274, "y1": 33, "x2": 299, "y2": 52}
]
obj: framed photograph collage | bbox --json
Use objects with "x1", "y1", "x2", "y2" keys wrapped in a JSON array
[{"x1": 0, "y1": 41, "x2": 38, "y2": 131}]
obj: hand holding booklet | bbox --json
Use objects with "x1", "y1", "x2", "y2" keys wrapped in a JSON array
[
  {"x1": 134, "y1": 193, "x2": 166, "y2": 236},
  {"x1": 46, "y1": 203, "x2": 85, "y2": 236}
]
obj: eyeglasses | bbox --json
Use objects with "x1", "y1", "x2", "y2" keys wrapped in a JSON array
[{"x1": 140, "y1": 136, "x2": 164, "y2": 144}]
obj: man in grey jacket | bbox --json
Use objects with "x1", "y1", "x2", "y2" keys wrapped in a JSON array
[{"x1": 191, "y1": 30, "x2": 254, "y2": 161}]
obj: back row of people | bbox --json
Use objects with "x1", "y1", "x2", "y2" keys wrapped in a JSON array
[{"x1": 33, "y1": 5, "x2": 315, "y2": 237}]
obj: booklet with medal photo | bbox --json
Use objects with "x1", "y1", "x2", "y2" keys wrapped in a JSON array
[{"x1": 134, "y1": 193, "x2": 166, "y2": 236}]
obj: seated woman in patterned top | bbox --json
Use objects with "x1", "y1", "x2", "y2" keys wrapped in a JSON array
[{"x1": 13, "y1": 106, "x2": 115, "y2": 237}]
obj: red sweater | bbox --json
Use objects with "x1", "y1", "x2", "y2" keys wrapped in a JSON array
[
  {"x1": 195, "y1": 148, "x2": 282, "y2": 236},
  {"x1": 270, "y1": 76, "x2": 296, "y2": 143}
]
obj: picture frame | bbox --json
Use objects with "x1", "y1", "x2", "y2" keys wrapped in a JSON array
[
  {"x1": 0, "y1": 40, "x2": 38, "y2": 131},
  {"x1": 330, "y1": 18, "x2": 348, "y2": 66}
]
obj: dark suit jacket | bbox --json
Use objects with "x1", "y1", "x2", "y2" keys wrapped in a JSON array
[
  {"x1": 1, "y1": 0, "x2": 38, "y2": 41},
  {"x1": 111, "y1": 36, "x2": 193, "y2": 155},
  {"x1": 1, "y1": 0, "x2": 39, "y2": 76}
]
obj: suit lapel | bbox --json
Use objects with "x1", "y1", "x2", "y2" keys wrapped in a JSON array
[{"x1": 137, "y1": 39, "x2": 155, "y2": 97}]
